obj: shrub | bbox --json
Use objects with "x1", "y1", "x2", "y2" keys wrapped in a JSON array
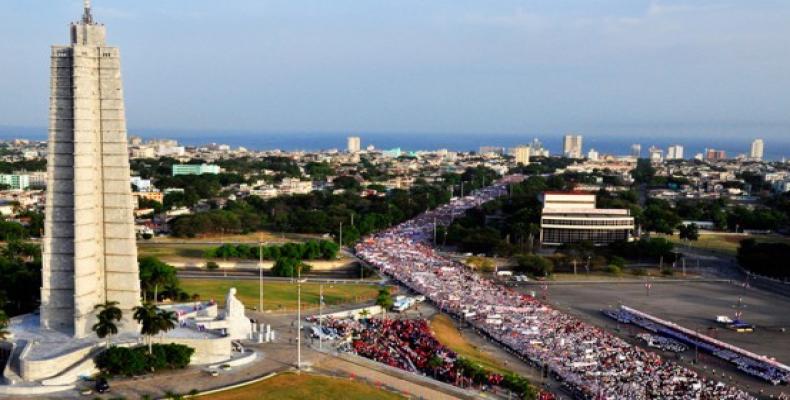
[
  {"x1": 610, "y1": 256, "x2": 626, "y2": 268},
  {"x1": 661, "y1": 267, "x2": 675, "y2": 276},
  {"x1": 604, "y1": 265, "x2": 622, "y2": 275},
  {"x1": 515, "y1": 254, "x2": 554, "y2": 277},
  {"x1": 205, "y1": 261, "x2": 219, "y2": 270},
  {"x1": 96, "y1": 344, "x2": 195, "y2": 376},
  {"x1": 630, "y1": 267, "x2": 647, "y2": 276}
]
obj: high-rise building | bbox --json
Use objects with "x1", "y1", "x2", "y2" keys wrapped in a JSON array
[
  {"x1": 705, "y1": 148, "x2": 727, "y2": 161},
  {"x1": 587, "y1": 148, "x2": 599, "y2": 161},
  {"x1": 347, "y1": 136, "x2": 361, "y2": 153},
  {"x1": 530, "y1": 138, "x2": 550, "y2": 157},
  {"x1": 666, "y1": 145, "x2": 684, "y2": 160},
  {"x1": 563, "y1": 134, "x2": 583, "y2": 158},
  {"x1": 630, "y1": 144, "x2": 642, "y2": 159},
  {"x1": 42, "y1": 2, "x2": 140, "y2": 337},
  {"x1": 750, "y1": 139, "x2": 764, "y2": 161},
  {"x1": 512, "y1": 146, "x2": 531, "y2": 165},
  {"x1": 648, "y1": 146, "x2": 664, "y2": 162}
]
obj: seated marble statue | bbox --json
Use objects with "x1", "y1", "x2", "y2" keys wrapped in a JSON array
[{"x1": 223, "y1": 287, "x2": 251, "y2": 340}]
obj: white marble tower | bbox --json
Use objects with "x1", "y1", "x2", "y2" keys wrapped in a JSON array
[{"x1": 41, "y1": 0, "x2": 140, "y2": 338}]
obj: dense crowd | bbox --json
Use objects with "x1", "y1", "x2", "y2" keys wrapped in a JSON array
[
  {"x1": 635, "y1": 333, "x2": 688, "y2": 353},
  {"x1": 355, "y1": 177, "x2": 756, "y2": 400},
  {"x1": 606, "y1": 307, "x2": 790, "y2": 386}
]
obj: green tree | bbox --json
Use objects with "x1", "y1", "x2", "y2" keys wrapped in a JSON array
[
  {"x1": 516, "y1": 254, "x2": 554, "y2": 277},
  {"x1": 133, "y1": 303, "x2": 177, "y2": 355},
  {"x1": 139, "y1": 257, "x2": 178, "y2": 303},
  {"x1": 678, "y1": 223, "x2": 700, "y2": 242},
  {"x1": 375, "y1": 288, "x2": 393, "y2": 316},
  {"x1": 0, "y1": 310, "x2": 9, "y2": 341},
  {"x1": 92, "y1": 301, "x2": 123, "y2": 347}
]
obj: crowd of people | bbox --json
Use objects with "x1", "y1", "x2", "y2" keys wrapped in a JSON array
[
  {"x1": 355, "y1": 177, "x2": 757, "y2": 400},
  {"x1": 607, "y1": 307, "x2": 790, "y2": 386},
  {"x1": 635, "y1": 333, "x2": 688, "y2": 353}
]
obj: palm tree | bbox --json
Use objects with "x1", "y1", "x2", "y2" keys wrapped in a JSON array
[
  {"x1": 133, "y1": 303, "x2": 159, "y2": 354},
  {"x1": 133, "y1": 303, "x2": 178, "y2": 355},
  {"x1": 92, "y1": 301, "x2": 122, "y2": 347}
]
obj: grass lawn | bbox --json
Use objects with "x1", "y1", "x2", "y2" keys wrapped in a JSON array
[
  {"x1": 137, "y1": 244, "x2": 209, "y2": 259},
  {"x1": 198, "y1": 372, "x2": 404, "y2": 400},
  {"x1": 145, "y1": 231, "x2": 325, "y2": 244},
  {"x1": 180, "y1": 279, "x2": 382, "y2": 312},
  {"x1": 430, "y1": 314, "x2": 509, "y2": 374},
  {"x1": 658, "y1": 233, "x2": 790, "y2": 255}
]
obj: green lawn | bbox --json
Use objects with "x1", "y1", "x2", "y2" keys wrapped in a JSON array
[
  {"x1": 430, "y1": 314, "x2": 511, "y2": 375},
  {"x1": 138, "y1": 244, "x2": 209, "y2": 259},
  {"x1": 198, "y1": 372, "x2": 404, "y2": 400},
  {"x1": 180, "y1": 279, "x2": 382, "y2": 312},
  {"x1": 659, "y1": 233, "x2": 790, "y2": 255}
]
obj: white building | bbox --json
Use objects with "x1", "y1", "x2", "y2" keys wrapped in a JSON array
[
  {"x1": 540, "y1": 192, "x2": 635, "y2": 246},
  {"x1": 649, "y1": 146, "x2": 664, "y2": 162},
  {"x1": 750, "y1": 139, "x2": 764, "y2": 161},
  {"x1": 347, "y1": 136, "x2": 361, "y2": 153},
  {"x1": 587, "y1": 148, "x2": 599, "y2": 161},
  {"x1": 563, "y1": 134, "x2": 583, "y2": 158},
  {"x1": 512, "y1": 146, "x2": 531, "y2": 165},
  {"x1": 667, "y1": 145, "x2": 684, "y2": 160},
  {"x1": 630, "y1": 144, "x2": 642, "y2": 159}
]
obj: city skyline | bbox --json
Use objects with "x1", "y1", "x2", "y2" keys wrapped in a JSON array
[{"x1": 1, "y1": 1, "x2": 790, "y2": 141}]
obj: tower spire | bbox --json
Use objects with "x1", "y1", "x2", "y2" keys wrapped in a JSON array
[{"x1": 82, "y1": 0, "x2": 93, "y2": 24}]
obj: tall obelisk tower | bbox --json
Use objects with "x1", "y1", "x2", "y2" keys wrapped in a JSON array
[{"x1": 42, "y1": 0, "x2": 140, "y2": 338}]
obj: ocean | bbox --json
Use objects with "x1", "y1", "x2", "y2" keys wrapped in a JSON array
[{"x1": 1, "y1": 126, "x2": 788, "y2": 161}]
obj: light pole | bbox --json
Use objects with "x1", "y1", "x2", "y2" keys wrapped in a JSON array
[
  {"x1": 297, "y1": 265, "x2": 302, "y2": 372},
  {"x1": 319, "y1": 284, "x2": 324, "y2": 351},
  {"x1": 339, "y1": 221, "x2": 343, "y2": 248},
  {"x1": 259, "y1": 240, "x2": 263, "y2": 313}
]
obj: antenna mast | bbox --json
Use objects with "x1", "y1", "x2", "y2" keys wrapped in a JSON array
[{"x1": 82, "y1": 0, "x2": 93, "y2": 24}]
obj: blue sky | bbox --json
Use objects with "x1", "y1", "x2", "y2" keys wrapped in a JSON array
[{"x1": 1, "y1": 0, "x2": 789, "y2": 140}]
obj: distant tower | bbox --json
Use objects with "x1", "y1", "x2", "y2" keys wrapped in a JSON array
[
  {"x1": 666, "y1": 145, "x2": 684, "y2": 160},
  {"x1": 631, "y1": 144, "x2": 642, "y2": 159},
  {"x1": 347, "y1": 136, "x2": 361, "y2": 153},
  {"x1": 563, "y1": 134, "x2": 583, "y2": 158},
  {"x1": 42, "y1": 1, "x2": 140, "y2": 338},
  {"x1": 750, "y1": 139, "x2": 764, "y2": 161}
]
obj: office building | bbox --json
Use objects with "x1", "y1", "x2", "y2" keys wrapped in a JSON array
[
  {"x1": 540, "y1": 192, "x2": 635, "y2": 246},
  {"x1": 750, "y1": 139, "x2": 764, "y2": 161},
  {"x1": 667, "y1": 145, "x2": 684, "y2": 160},
  {"x1": 512, "y1": 146, "x2": 531, "y2": 165},
  {"x1": 630, "y1": 144, "x2": 642, "y2": 159},
  {"x1": 42, "y1": 1, "x2": 140, "y2": 337},
  {"x1": 347, "y1": 136, "x2": 361, "y2": 153},
  {"x1": 0, "y1": 174, "x2": 31, "y2": 190},
  {"x1": 706, "y1": 149, "x2": 727, "y2": 161},
  {"x1": 648, "y1": 146, "x2": 664, "y2": 162},
  {"x1": 563, "y1": 134, "x2": 583, "y2": 158},
  {"x1": 172, "y1": 163, "x2": 220, "y2": 176}
]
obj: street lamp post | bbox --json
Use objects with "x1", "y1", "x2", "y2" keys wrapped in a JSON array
[
  {"x1": 297, "y1": 266, "x2": 302, "y2": 372},
  {"x1": 259, "y1": 240, "x2": 263, "y2": 313},
  {"x1": 319, "y1": 284, "x2": 324, "y2": 351}
]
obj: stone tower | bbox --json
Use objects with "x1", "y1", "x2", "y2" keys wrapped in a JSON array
[{"x1": 42, "y1": 1, "x2": 140, "y2": 338}]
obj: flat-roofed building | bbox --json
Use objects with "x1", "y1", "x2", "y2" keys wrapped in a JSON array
[{"x1": 540, "y1": 192, "x2": 635, "y2": 246}]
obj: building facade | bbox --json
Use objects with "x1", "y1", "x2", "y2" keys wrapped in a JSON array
[
  {"x1": 0, "y1": 174, "x2": 31, "y2": 190},
  {"x1": 750, "y1": 139, "x2": 764, "y2": 161},
  {"x1": 172, "y1": 163, "x2": 220, "y2": 176},
  {"x1": 512, "y1": 146, "x2": 531, "y2": 165},
  {"x1": 563, "y1": 134, "x2": 583, "y2": 158},
  {"x1": 42, "y1": 3, "x2": 140, "y2": 338},
  {"x1": 666, "y1": 145, "x2": 684, "y2": 160},
  {"x1": 540, "y1": 192, "x2": 635, "y2": 246},
  {"x1": 347, "y1": 136, "x2": 361, "y2": 153}
]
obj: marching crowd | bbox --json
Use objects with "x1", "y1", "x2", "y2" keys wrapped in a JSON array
[
  {"x1": 355, "y1": 178, "x2": 757, "y2": 400},
  {"x1": 607, "y1": 307, "x2": 790, "y2": 386}
]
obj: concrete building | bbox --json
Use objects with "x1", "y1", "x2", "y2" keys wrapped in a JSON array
[
  {"x1": 530, "y1": 138, "x2": 550, "y2": 157},
  {"x1": 563, "y1": 134, "x2": 583, "y2": 158},
  {"x1": 667, "y1": 145, "x2": 684, "y2": 160},
  {"x1": 512, "y1": 146, "x2": 531, "y2": 165},
  {"x1": 630, "y1": 144, "x2": 642, "y2": 159},
  {"x1": 42, "y1": 1, "x2": 140, "y2": 338},
  {"x1": 649, "y1": 146, "x2": 664, "y2": 162},
  {"x1": 172, "y1": 163, "x2": 220, "y2": 176},
  {"x1": 706, "y1": 148, "x2": 727, "y2": 161},
  {"x1": 587, "y1": 148, "x2": 599, "y2": 161},
  {"x1": 0, "y1": 174, "x2": 31, "y2": 190},
  {"x1": 347, "y1": 136, "x2": 361, "y2": 153},
  {"x1": 750, "y1": 139, "x2": 764, "y2": 161},
  {"x1": 540, "y1": 192, "x2": 635, "y2": 246}
]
